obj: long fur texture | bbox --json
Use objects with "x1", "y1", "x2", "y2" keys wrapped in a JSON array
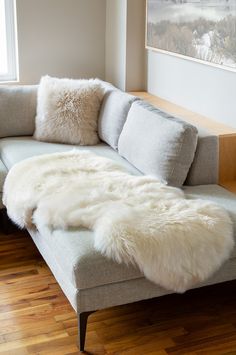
[
  {"x1": 3, "y1": 151, "x2": 234, "y2": 292},
  {"x1": 34, "y1": 76, "x2": 104, "y2": 145}
]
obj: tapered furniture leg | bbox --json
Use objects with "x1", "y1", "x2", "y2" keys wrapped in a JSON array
[{"x1": 78, "y1": 311, "x2": 95, "y2": 352}]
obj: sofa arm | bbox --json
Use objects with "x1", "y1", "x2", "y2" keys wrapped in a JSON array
[
  {"x1": 0, "y1": 85, "x2": 38, "y2": 138},
  {"x1": 185, "y1": 127, "x2": 218, "y2": 186}
]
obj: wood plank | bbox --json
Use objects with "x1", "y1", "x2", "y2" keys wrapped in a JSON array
[
  {"x1": 220, "y1": 181, "x2": 236, "y2": 194},
  {"x1": 219, "y1": 134, "x2": 236, "y2": 184},
  {"x1": 130, "y1": 92, "x2": 236, "y2": 135}
]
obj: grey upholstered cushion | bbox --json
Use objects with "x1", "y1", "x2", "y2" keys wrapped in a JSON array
[
  {"x1": 118, "y1": 100, "x2": 198, "y2": 187},
  {"x1": 0, "y1": 159, "x2": 7, "y2": 193},
  {"x1": 0, "y1": 86, "x2": 37, "y2": 137},
  {"x1": 98, "y1": 90, "x2": 138, "y2": 150},
  {"x1": 185, "y1": 127, "x2": 219, "y2": 185}
]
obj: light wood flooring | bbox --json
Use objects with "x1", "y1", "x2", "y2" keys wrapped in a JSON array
[{"x1": 1, "y1": 229, "x2": 236, "y2": 355}]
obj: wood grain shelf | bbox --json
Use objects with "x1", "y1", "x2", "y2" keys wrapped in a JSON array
[{"x1": 131, "y1": 91, "x2": 236, "y2": 194}]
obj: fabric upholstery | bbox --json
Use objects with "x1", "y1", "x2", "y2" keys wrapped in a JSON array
[
  {"x1": 77, "y1": 257, "x2": 236, "y2": 312},
  {"x1": 118, "y1": 100, "x2": 198, "y2": 187},
  {"x1": 0, "y1": 194, "x2": 4, "y2": 209},
  {"x1": 0, "y1": 85, "x2": 37, "y2": 138},
  {"x1": 185, "y1": 127, "x2": 219, "y2": 185},
  {"x1": 28, "y1": 228, "x2": 78, "y2": 311},
  {"x1": 0, "y1": 160, "x2": 7, "y2": 193},
  {"x1": 98, "y1": 90, "x2": 138, "y2": 150},
  {"x1": 0, "y1": 137, "x2": 141, "y2": 176},
  {"x1": 32, "y1": 226, "x2": 142, "y2": 290}
]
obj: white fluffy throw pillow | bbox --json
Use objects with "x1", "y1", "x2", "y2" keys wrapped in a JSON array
[{"x1": 34, "y1": 76, "x2": 104, "y2": 145}]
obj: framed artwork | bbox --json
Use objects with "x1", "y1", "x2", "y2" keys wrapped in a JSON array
[{"x1": 146, "y1": 0, "x2": 236, "y2": 71}]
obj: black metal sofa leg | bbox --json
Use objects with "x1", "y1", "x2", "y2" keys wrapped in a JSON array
[{"x1": 78, "y1": 311, "x2": 95, "y2": 352}]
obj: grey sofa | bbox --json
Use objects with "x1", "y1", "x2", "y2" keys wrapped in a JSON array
[{"x1": 0, "y1": 82, "x2": 236, "y2": 352}]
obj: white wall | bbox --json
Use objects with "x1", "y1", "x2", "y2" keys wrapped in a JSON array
[
  {"x1": 105, "y1": 0, "x2": 145, "y2": 91},
  {"x1": 147, "y1": 50, "x2": 236, "y2": 128},
  {"x1": 126, "y1": 0, "x2": 146, "y2": 91},
  {"x1": 105, "y1": 0, "x2": 235, "y2": 127},
  {"x1": 16, "y1": 0, "x2": 106, "y2": 84},
  {"x1": 105, "y1": 0, "x2": 127, "y2": 90},
  {"x1": 16, "y1": 0, "x2": 235, "y2": 128}
]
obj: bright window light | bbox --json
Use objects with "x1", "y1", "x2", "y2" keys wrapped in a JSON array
[{"x1": 0, "y1": 0, "x2": 18, "y2": 82}]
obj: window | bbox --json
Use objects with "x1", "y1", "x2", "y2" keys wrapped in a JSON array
[{"x1": 0, "y1": 0, "x2": 17, "y2": 82}]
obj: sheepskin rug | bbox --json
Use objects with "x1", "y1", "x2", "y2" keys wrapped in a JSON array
[
  {"x1": 3, "y1": 151, "x2": 234, "y2": 292},
  {"x1": 34, "y1": 76, "x2": 104, "y2": 145}
]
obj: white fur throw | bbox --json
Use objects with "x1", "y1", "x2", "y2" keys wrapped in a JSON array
[
  {"x1": 3, "y1": 151, "x2": 234, "y2": 292},
  {"x1": 34, "y1": 76, "x2": 104, "y2": 145}
]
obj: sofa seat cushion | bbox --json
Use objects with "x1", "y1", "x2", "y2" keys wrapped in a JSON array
[{"x1": 0, "y1": 137, "x2": 141, "y2": 175}]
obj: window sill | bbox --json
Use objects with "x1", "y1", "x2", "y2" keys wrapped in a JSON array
[{"x1": 0, "y1": 79, "x2": 19, "y2": 85}]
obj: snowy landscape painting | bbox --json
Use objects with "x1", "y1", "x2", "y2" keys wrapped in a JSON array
[{"x1": 146, "y1": 0, "x2": 236, "y2": 70}]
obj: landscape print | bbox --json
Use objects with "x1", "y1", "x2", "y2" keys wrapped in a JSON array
[{"x1": 146, "y1": 0, "x2": 236, "y2": 70}]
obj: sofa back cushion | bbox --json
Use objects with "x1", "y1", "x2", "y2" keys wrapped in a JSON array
[
  {"x1": 185, "y1": 127, "x2": 218, "y2": 185},
  {"x1": 0, "y1": 85, "x2": 37, "y2": 138},
  {"x1": 98, "y1": 90, "x2": 138, "y2": 150},
  {"x1": 118, "y1": 100, "x2": 198, "y2": 187}
]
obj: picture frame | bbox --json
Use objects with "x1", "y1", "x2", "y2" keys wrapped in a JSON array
[{"x1": 146, "y1": 0, "x2": 236, "y2": 72}]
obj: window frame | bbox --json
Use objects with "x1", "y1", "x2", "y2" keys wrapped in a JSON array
[{"x1": 0, "y1": 0, "x2": 18, "y2": 82}]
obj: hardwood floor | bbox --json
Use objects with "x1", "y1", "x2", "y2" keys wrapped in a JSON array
[{"x1": 1, "y1": 230, "x2": 236, "y2": 354}]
